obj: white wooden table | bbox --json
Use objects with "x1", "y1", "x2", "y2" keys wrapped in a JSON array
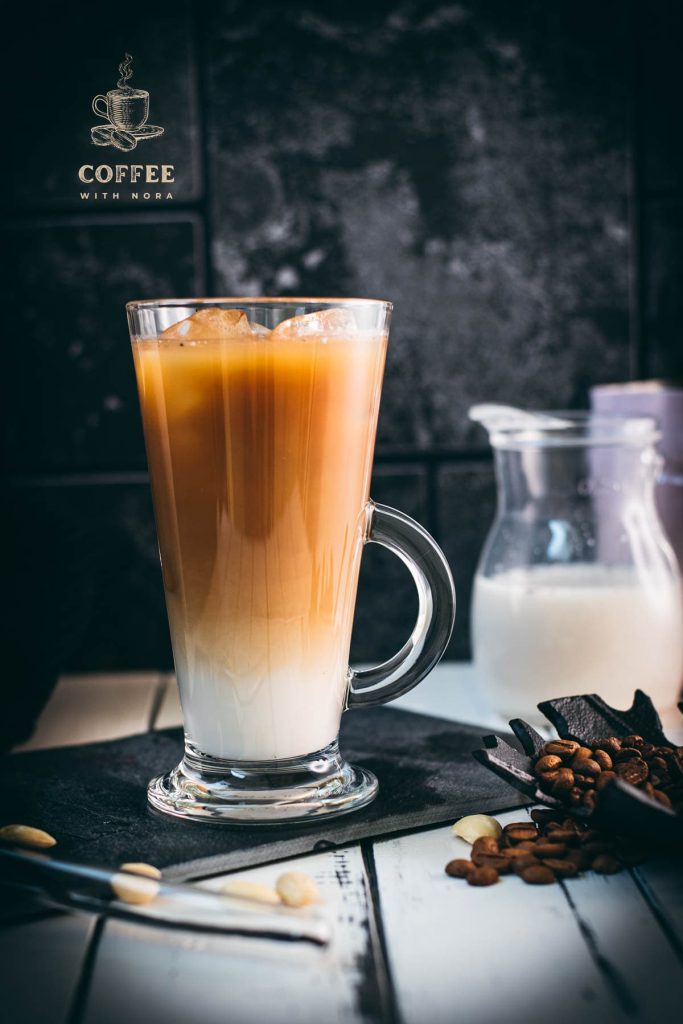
[{"x1": 3, "y1": 665, "x2": 683, "y2": 1024}]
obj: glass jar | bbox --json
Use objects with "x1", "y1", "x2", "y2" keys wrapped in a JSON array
[{"x1": 472, "y1": 413, "x2": 683, "y2": 724}]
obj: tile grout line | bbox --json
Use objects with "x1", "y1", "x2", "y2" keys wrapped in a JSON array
[
  {"x1": 360, "y1": 840, "x2": 403, "y2": 1024},
  {"x1": 65, "y1": 915, "x2": 106, "y2": 1024},
  {"x1": 147, "y1": 673, "x2": 170, "y2": 732}
]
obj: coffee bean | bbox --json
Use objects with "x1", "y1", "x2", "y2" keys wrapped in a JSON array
[
  {"x1": 575, "y1": 746, "x2": 595, "y2": 760},
  {"x1": 467, "y1": 866, "x2": 499, "y2": 886},
  {"x1": 530, "y1": 808, "x2": 561, "y2": 826},
  {"x1": 472, "y1": 836, "x2": 500, "y2": 856},
  {"x1": 542, "y1": 858, "x2": 579, "y2": 878},
  {"x1": 472, "y1": 852, "x2": 511, "y2": 874},
  {"x1": 583, "y1": 789, "x2": 597, "y2": 811},
  {"x1": 535, "y1": 755, "x2": 563, "y2": 776},
  {"x1": 535, "y1": 842, "x2": 567, "y2": 858},
  {"x1": 445, "y1": 858, "x2": 473, "y2": 878},
  {"x1": 514, "y1": 840, "x2": 539, "y2": 852},
  {"x1": 622, "y1": 735, "x2": 644, "y2": 749},
  {"x1": 538, "y1": 771, "x2": 562, "y2": 793},
  {"x1": 113, "y1": 129, "x2": 139, "y2": 152},
  {"x1": 504, "y1": 847, "x2": 538, "y2": 860},
  {"x1": 598, "y1": 737, "x2": 622, "y2": 754},
  {"x1": 564, "y1": 848, "x2": 592, "y2": 871},
  {"x1": 615, "y1": 760, "x2": 649, "y2": 785},
  {"x1": 592, "y1": 854, "x2": 622, "y2": 874},
  {"x1": 614, "y1": 747, "x2": 643, "y2": 763},
  {"x1": 520, "y1": 864, "x2": 556, "y2": 885},
  {"x1": 504, "y1": 826, "x2": 538, "y2": 844},
  {"x1": 512, "y1": 855, "x2": 541, "y2": 876},
  {"x1": 595, "y1": 770, "x2": 617, "y2": 791},
  {"x1": 551, "y1": 768, "x2": 575, "y2": 796},
  {"x1": 543, "y1": 740, "x2": 580, "y2": 759},
  {"x1": 545, "y1": 829, "x2": 578, "y2": 845},
  {"x1": 572, "y1": 756, "x2": 602, "y2": 776},
  {"x1": 503, "y1": 821, "x2": 536, "y2": 834},
  {"x1": 568, "y1": 787, "x2": 583, "y2": 805},
  {"x1": 593, "y1": 749, "x2": 613, "y2": 771},
  {"x1": 652, "y1": 789, "x2": 673, "y2": 808}
]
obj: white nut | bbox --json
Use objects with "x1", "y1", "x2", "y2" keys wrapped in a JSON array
[
  {"x1": 451, "y1": 814, "x2": 503, "y2": 845},
  {"x1": 0, "y1": 824, "x2": 57, "y2": 849},
  {"x1": 221, "y1": 880, "x2": 281, "y2": 905},
  {"x1": 111, "y1": 870, "x2": 161, "y2": 905},
  {"x1": 275, "y1": 871, "x2": 320, "y2": 908},
  {"x1": 118, "y1": 862, "x2": 162, "y2": 880}
]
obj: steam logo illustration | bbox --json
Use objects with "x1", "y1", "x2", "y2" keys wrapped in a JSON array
[{"x1": 91, "y1": 55, "x2": 164, "y2": 151}]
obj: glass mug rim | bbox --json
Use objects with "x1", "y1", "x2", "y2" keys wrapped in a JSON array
[{"x1": 127, "y1": 296, "x2": 393, "y2": 313}]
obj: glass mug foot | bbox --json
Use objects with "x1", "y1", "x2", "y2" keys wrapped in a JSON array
[{"x1": 147, "y1": 740, "x2": 378, "y2": 825}]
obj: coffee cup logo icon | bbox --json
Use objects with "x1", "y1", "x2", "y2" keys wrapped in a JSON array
[{"x1": 91, "y1": 55, "x2": 164, "y2": 151}]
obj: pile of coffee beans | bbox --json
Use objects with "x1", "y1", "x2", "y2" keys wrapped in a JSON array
[
  {"x1": 445, "y1": 809, "x2": 646, "y2": 887},
  {"x1": 532, "y1": 735, "x2": 683, "y2": 812}
]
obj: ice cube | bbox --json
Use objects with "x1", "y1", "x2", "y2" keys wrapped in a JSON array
[
  {"x1": 161, "y1": 308, "x2": 253, "y2": 340},
  {"x1": 272, "y1": 307, "x2": 357, "y2": 338},
  {"x1": 248, "y1": 321, "x2": 272, "y2": 336}
]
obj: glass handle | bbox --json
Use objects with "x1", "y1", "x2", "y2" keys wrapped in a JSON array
[{"x1": 347, "y1": 503, "x2": 456, "y2": 709}]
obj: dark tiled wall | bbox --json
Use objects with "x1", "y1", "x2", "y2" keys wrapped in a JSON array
[{"x1": 3, "y1": 1, "x2": 680, "y2": 677}]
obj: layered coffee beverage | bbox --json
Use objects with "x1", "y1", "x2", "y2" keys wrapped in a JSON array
[{"x1": 132, "y1": 306, "x2": 387, "y2": 760}]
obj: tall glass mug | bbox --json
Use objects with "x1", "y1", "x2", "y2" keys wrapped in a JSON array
[{"x1": 127, "y1": 299, "x2": 455, "y2": 823}]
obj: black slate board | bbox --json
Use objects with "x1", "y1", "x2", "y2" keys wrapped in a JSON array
[{"x1": 1, "y1": 708, "x2": 526, "y2": 880}]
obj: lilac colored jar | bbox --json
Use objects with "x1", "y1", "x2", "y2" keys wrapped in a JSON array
[{"x1": 591, "y1": 381, "x2": 683, "y2": 575}]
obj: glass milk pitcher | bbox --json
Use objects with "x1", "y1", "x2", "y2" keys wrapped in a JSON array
[{"x1": 471, "y1": 411, "x2": 683, "y2": 724}]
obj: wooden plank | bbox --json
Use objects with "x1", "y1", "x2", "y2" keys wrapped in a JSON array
[
  {"x1": 0, "y1": 911, "x2": 95, "y2": 1024},
  {"x1": 14, "y1": 673, "x2": 163, "y2": 752},
  {"x1": 83, "y1": 847, "x2": 385, "y2": 1024},
  {"x1": 372, "y1": 810, "x2": 630, "y2": 1024},
  {"x1": 634, "y1": 859, "x2": 683, "y2": 959}
]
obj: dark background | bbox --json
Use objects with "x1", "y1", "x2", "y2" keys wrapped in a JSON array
[{"x1": 2, "y1": 0, "x2": 681, "y2": 739}]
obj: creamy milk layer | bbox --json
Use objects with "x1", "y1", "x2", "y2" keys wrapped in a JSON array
[
  {"x1": 133, "y1": 309, "x2": 387, "y2": 760},
  {"x1": 473, "y1": 563, "x2": 683, "y2": 723}
]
